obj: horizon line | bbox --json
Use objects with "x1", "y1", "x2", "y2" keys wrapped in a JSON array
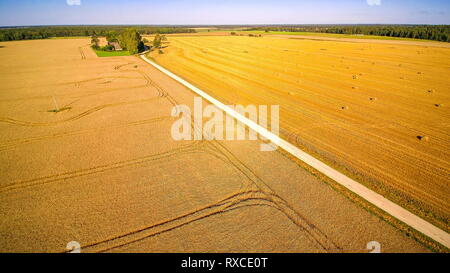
[{"x1": 1, "y1": 23, "x2": 449, "y2": 28}]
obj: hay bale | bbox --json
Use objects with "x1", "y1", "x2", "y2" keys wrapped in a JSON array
[
  {"x1": 417, "y1": 136, "x2": 429, "y2": 141},
  {"x1": 434, "y1": 103, "x2": 443, "y2": 107},
  {"x1": 369, "y1": 97, "x2": 377, "y2": 101},
  {"x1": 341, "y1": 106, "x2": 349, "y2": 110}
]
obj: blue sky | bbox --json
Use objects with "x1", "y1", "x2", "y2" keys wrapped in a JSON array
[{"x1": 0, "y1": 0, "x2": 449, "y2": 26}]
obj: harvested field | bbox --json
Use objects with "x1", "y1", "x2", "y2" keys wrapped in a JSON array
[
  {"x1": 148, "y1": 35, "x2": 450, "y2": 230},
  {"x1": 0, "y1": 38, "x2": 432, "y2": 252}
]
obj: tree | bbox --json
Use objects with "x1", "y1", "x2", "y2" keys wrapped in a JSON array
[
  {"x1": 105, "y1": 31, "x2": 118, "y2": 43},
  {"x1": 91, "y1": 35, "x2": 100, "y2": 49},
  {"x1": 118, "y1": 28, "x2": 142, "y2": 54},
  {"x1": 153, "y1": 33, "x2": 162, "y2": 49},
  {"x1": 138, "y1": 41, "x2": 146, "y2": 53}
]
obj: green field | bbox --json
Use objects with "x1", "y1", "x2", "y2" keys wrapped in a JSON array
[{"x1": 93, "y1": 49, "x2": 131, "y2": 57}]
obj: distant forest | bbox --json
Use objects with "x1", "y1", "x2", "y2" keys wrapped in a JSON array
[
  {"x1": 247, "y1": 25, "x2": 450, "y2": 42},
  {"x1": 1, "y1": 25, "x2": 449, "y2": 43},
  {"x1": 0, "y1": 25, "x2": 195, "y2": 42}
]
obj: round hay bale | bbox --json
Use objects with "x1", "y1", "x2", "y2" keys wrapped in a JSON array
[
  {"x1": 369, "y1": 97, "x2": 377, "y2": 101},
  {"x1": 341, "y1": 106, "x2": 349, "y2": 110},
  {"x1": 417, "y1": 136, "x2": 429, "y2": 141}
]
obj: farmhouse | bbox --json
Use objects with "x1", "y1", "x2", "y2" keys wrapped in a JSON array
[{"x1": 108, "y1": 41, "x2": 123, "y2": 51}]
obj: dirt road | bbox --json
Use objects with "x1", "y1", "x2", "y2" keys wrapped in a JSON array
[
  {"x1": 141, "y1": 54, "x2": 450, "y2": 249},
  {"x1": 148, "y1": 35, "x2": 450, "y2": 235}
]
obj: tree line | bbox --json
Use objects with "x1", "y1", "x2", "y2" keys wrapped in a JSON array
[
  {"x1": 91, "y1": 28, "x2": 169, "y2": 55},
  {"x1": 247, "y1": 25, "x2": 450, "y2": 42},
  {"x1": 0, "y1": 25, "x2": 195, "y2": 42}
]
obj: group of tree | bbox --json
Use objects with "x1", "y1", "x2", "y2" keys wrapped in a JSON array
[
  {"x1": 246, "y1": 25, "x2": 450, "y2": 42},
  {"x1": 0, "y1": 25, "x2": 195, "y2": 42},
  {"x1": 91, "y1": 35, "x2": 100, "y2": 49},
  {"x1": 152, "y1": 33, "x2": 167, "y2": 53},
  {"x1": 230, "y1": 32, "x2": 261, "y2": 37},
  {"x1": 91, "y1": 28, "x2": 146, "y2": 54},
  {"x1": 121, "y1": 28, "x2": 147, "y2": 54}
]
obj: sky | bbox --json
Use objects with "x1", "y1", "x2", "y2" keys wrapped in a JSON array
[{"x1": 0, "y1": 0, "x2": 449, "y2": 27}]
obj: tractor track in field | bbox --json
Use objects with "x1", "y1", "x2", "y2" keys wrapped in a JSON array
[
  {"x1": 59, "y1": 133, "x2": 342, "y2": 253},
  {"x1": 0, "y1": 97, "x2": 163, "y2": 127},
  {"x1": 0, "y1": 141, "x2": 203, "y2": 194},
  {"x1": 79, "y1": 189, "x2": 341, "y2": 253},
  {"x1": 78, "y1": 47, "x2": 86, "y2": 60},
  {"x1": 0, "y1": 116, "x2": 174, "y2": 152}
]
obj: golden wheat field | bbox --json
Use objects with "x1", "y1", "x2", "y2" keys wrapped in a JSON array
[
  {"x1": 0, "y1": 38, "x2": 434, "y2": 252},
  {"x1": 149, "y1": 34, "x2": 450, "y2": 230}
]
